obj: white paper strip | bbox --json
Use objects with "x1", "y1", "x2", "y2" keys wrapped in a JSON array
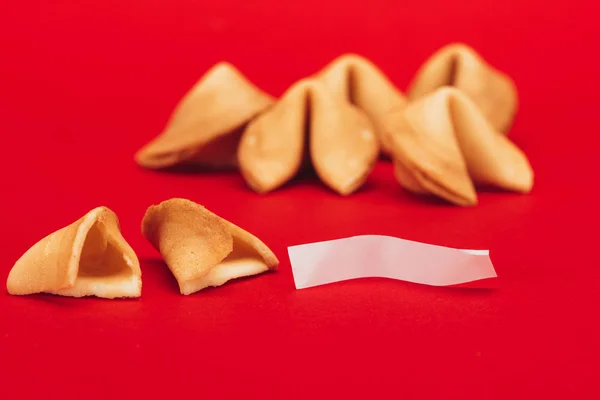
[{"x1": 288, "y1": 235, "x2": 497, "y2": 289}]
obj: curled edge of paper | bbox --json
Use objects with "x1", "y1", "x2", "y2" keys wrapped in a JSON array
[{"x1": 287, "y1": 235, "x2": 497, "y2": 289}]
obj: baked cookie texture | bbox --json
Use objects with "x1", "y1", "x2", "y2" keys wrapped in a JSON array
[
  {"x1": 407, "y1": 43, "x2": 518, "y2": 134},
  {"x1": 314, "y1": 54, "x2": 408, "y2": 155},
  {"x1": 142, "y1": 198, "x2": 278, "y2": 295},
  {"x1": 135, "y1": 62, "x2": 274, "y2": 170},
  {"x1": 7, "y1": 207, "x2": 141, "y2": 299},
  {"x1": 385, "y1": 87, "x2": 533, "y2": 206},
  {"x1": 238, "y1": 79, "x2": 379, "y2": 195},
  {"x1": 133, "y1": 43, "x2": 532, "y2": 205}
]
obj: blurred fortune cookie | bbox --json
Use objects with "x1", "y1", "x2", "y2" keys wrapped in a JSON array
[
  {"x1": 314, "y1": 54, "x2": 408, "y2": 156},
  {"x1": 135, "y1": 62, "x2": 274, "y2": 170},
  {"x1": 407, "y1": 43, "x2": 518, "y2": 134},
  {"x1": 7, "y1": 207, "x2": 141, "y2": 299},
  {"x1": 385, "y1": 87, "x2": 533, "y2": 206},
  {"x1": 134, "y1": 44, "x2": 532, "y2": 206},
  {"x1": 238, "y1": 79, "x2": 379, "y2": 195},
  {"x1": 142, "y1": 198, "x2": 278, "y2": 295}
]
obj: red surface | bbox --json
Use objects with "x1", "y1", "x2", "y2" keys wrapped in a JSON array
[{"x1": 1, "y1": 1, "x2": 599, "y2": 398}]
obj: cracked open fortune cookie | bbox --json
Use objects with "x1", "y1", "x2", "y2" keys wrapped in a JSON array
[
  {"x1": 385, "y1": 87, "x2": 533, "y2": 206},
  {"x1": 6, "y1": 207, "x2": 141, "y2": 298},
  {"x1": 135, "y1": 62, "x2": 274, "y2": 170},
  {"x1": 407, "y1": 43, "x2": 518, "y2": 134},
  {"x1": 238, "y1": 79, "x2": 379, "y2": 195},
  {"x1": 142, "y1": 198, "x2": 278, "y2": 295}
]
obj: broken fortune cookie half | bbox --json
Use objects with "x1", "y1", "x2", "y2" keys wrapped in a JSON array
[
  {"x1": 238, "y1": 79, "x2": 379, "y2": 195},
  {"x1": 385, "y1": 87, "x2": 534, "y2": 206},
  {"x1": 142, "y1": 198, "x2": 279, "y2": 295},
  {"x1": 7, "y1": 207, "x2": 141, "y2": 298},
  {"x1": 407, "y1": 43, "x2": 518, "y2": 134},
  {"x1": 135, "y1": 62, "x2": 274, "y2": 170}
]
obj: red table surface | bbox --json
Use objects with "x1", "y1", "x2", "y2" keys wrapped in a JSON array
[{"x1": 1, "y1": 0, "x2": 599, "y2": 398}]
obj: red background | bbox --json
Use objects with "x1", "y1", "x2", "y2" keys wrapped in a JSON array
[{"x1": 1, "y1": 0, "x2": 599, "y2": 398}]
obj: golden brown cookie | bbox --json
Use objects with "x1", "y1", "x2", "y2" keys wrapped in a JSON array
[
  {"x1": 238, "y1": 79, "x2": 379, "y2": 195},
  {"x1": 7, "y1": 207, "x2": 141, "y2": 298},
  {"x1": 135, "y1": 62, "x2": 274, "y2": 170},
  {"x1": 407, "y1": 43, "x2": 518, "y2": 134},
  {"x1": 385, "y1": 87, "x2": 533, "y2": 206},
  {"x1": 142, "y1": 198, "x2": 278, "y2": 295},
  {"x1": 315, "y1": 54, "x2": 407, "y2": 155}
]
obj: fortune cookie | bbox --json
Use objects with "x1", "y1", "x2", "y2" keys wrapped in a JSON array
[
  {"x1": 238, "y1": 79, "x2": 379, "y2": 195},
  {"x1": 142, "y1": 198, "x2": 278, "y2": 295},
  {"x1": 407, "y1": 43, "x2": 518, "y2": 134},
  {"x1": 135, "y1": 62, "x2": 274, "y2": 170},
  {"x1": 385, "y1": 87, "x2": 534, "y2": 206},
  {"x1": 315, "y1": 54, "x2": 408, "y2": 155},
  {"x1": 7, "y1": 207, "x2": 141, "y2": 298}
]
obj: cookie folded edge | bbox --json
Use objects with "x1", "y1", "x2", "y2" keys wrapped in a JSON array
[
  {"x1": 142, "y1": 198, "x2": 278, "y2": 295},
  {"x1": 7, "y1": 207, "x2": 141, "y2": 299},
  {"x1": 135, "y1": 62, "x2": 274, "y2": 170}
]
